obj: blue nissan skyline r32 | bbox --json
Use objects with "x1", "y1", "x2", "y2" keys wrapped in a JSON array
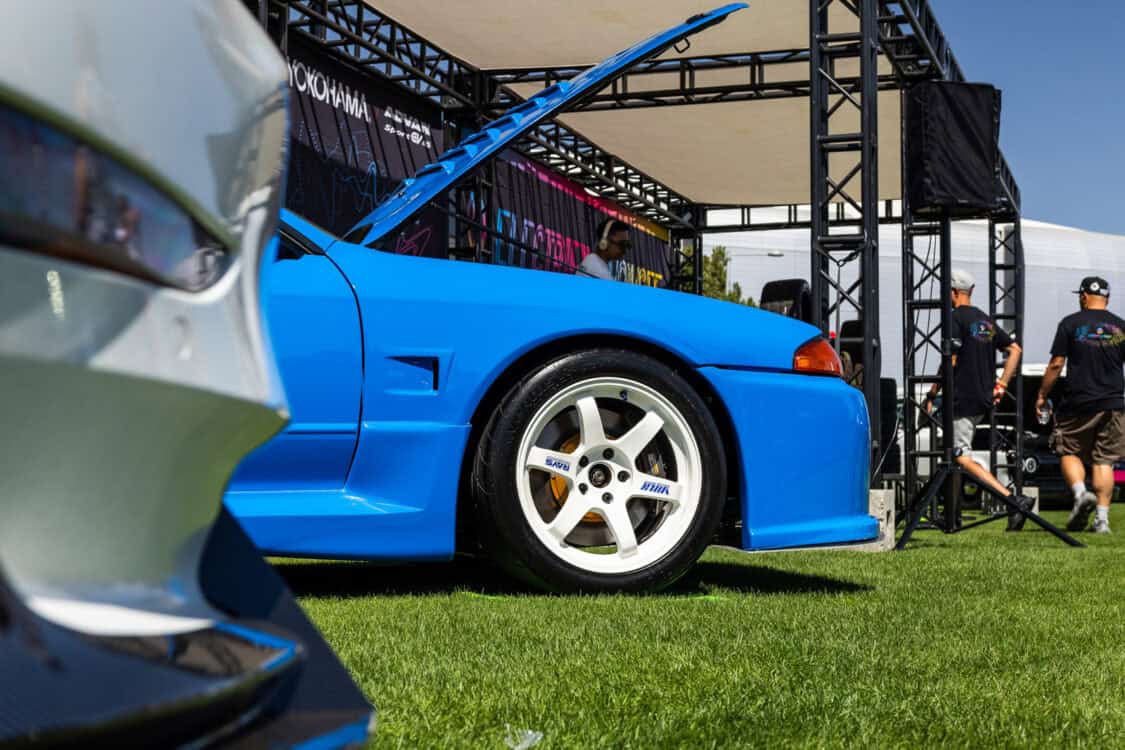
[{"x1": 226, "y1": 4, "x2": 878, "y2": 592}]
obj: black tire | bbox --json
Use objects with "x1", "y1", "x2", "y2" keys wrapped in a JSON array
[{"x1": 471, "y1": 348, "x2": 726, "y2": 593}]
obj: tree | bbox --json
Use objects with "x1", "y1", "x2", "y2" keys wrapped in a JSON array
[{"x1": 702, "y1": 246, "x2": 756, "y2": 306}]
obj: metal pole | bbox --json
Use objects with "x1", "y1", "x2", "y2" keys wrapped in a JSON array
[
  {"x1": 988, "y1": 216, "x2": 999, "y2": 493},
  {"x1": 1010, "y1": 218, "x2": 1026, "y2": 496},
  {"x1": 808, "y1": 0, "x2": 830, "y2": 332},
  {"x1": 686, "y1": 204, "x2": 702, "y2": 295},
  {"x1": 900, "y1": 87, "x2": 919, "y2": 502},
  {"x1": 859, "y1": 0, "x2": 881, "y2": 476},
  {"x1": 809, "y1": 0, "x2": 882, "y2": 480},
  {"x1": 940, "y1": 212, "x2": 958, "y2": 530}
]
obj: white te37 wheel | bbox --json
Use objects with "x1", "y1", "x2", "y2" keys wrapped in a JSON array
[
  {"x1": 516, "y1": 376, "x2": 703, "y2": 575},
  {"x1": 472, "y1": 348, "x2": 726, "y2": 592}
]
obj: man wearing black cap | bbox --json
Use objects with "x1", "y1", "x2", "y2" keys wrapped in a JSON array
[
  {"x1": 924, "y1": 268, "x2": 1030, "y2": 530},
  {"x1": 1037, "y1": 276, "x2": 1124, "y2": 534}
]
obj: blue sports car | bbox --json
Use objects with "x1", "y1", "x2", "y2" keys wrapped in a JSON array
[{"x1": 227, "y1": 4, "x2": 877, "y2": 592}]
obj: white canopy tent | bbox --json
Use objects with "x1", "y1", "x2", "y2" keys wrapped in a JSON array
[
  {"x1": 366, "y1": 0, "x2": 902, "y2": 207},
  {"x1": 371, "y1": 1, "x2": 856, "y2": 68}
]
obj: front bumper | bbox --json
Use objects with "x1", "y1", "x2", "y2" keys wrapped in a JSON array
[
  {"x1": 0, "y1": 509, "x2": 374, "y2": 748},
  {"x1": 699, "y1": 367, "x2": 878, "y2": 550}
]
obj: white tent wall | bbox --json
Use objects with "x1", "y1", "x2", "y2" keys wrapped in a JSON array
[{"x1": 704, "y1": 220, "x2": 1125, "y2": 389}]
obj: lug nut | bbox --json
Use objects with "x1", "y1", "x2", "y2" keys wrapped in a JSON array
[
  {"x1": 602, "y1": 492, "x2": 613, "y2": 503},
  {"x1": 618, "y1": 471, "x2": 629, "y2": 482},
  {"x1": 578, "y1": 483, "x2": 588, "y2": 494},
  {"x1": 603, "y1": 448, "x2": 614, "y2": 459},
  {"x1": 578, "y1": 456, "x2": 589, "y2": 467}
]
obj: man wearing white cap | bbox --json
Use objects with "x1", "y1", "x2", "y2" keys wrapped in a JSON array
[{"x1": 925, "y1": 268, "x2": 1030, "y2": 529}]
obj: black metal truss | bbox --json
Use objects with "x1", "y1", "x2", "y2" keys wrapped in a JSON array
[
  {"x1": 996, "y1": 155, "x2": 1021, "y2": 217},
  {"x1": 513, "y1": 121, "x2": 695, "y2": 230},
  {"x1": 255, "y1": 0, "x2": 478, "y2": 106},
  {"x1": 255, "y1": 0, "x2": 1023, "y2": 229},
  {"x1": 666, "y1": 229, "x2": 706, "y2": 297},
  {"x1": 988, "y1": 218, "x2": 1024, "y2": 496},
  {"x1": 489, "y1": 47, "x2": 899, "y2": 111},
  {"x1": 483, "y1": 4, "x2": 1020, "y2": 234},
  {"x1": 809, "y1": 0, "x2": 883, "y2": 473},
  {"x1": 696, "y1": 200, "x2": 901, "y2": 233},
  {"x1": 888, "y1": 0, "x2": 1026, "y2": 523},
  {"x1": 877, "y1": 0, "x2": 963, "y2": 82},
  {"x1": 899, "y1": 202, "x2": 953, "y2": 516},
  {"x1": 899, "y1": 208, "x2": 959, "y2": 530}
]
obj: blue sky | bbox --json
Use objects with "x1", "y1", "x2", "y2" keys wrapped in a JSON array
[{"x1": 935, "y1": 0, "x2": 1125, "y2": 235}]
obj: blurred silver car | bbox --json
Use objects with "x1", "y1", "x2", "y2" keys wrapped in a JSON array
[{"x1": 0, "y1": 1, "x2": 371, "y2": 745}]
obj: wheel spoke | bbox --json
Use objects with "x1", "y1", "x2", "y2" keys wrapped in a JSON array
[
  {"x1": 603, "y1": 503, "x2": 639, "y2": 558},
  {"x1": 575, "y1": 395, "x2": 606, "y2": 446},
  {"x1": 629, "y1": 473, "x2": 683, "y2": 507},
  {"x1": 547, "y1": 497, "x2": 595, "y2": 545},
  {"x1": 615, "y1": 410, "x2": 664, "y2": 459},
  {"x1": 525, "y1": 446, "x2": 578, "y2": 481}
]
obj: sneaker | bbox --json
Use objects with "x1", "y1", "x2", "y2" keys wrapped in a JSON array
[
  {"x1": 1006, "y1": 495, "x2": 1034, "y2": 532},
  {"x1": 1066, "y1": 491, "x2": 1097, "y2": 531},
  {"x1": 1093, "y1": 517, "x2": 1112, "y2": 534}
]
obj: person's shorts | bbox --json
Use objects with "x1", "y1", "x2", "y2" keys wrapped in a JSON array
[
  {"x1": 1053, "y1": 409, "x2": 1125, "y2": 465},
  {"x1": 952, "y1": 415, "x2": 983, "y2": 457}
]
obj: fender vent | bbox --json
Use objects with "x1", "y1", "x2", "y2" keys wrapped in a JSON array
[{"x1": 386, "y1": 356, "x2": 439, "y2": 392}]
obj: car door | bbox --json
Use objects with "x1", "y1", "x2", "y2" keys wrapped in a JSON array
[{"x1": 229, "y1": 223, "x2": 363, "y2": 491}]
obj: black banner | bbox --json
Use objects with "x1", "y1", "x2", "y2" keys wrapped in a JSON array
[
  {"x1": 480, "y1": 152, "x2": 671, "y2": 287},
  {"x1": 284, "y1": 36, "x2": 445, "y2": 255}
]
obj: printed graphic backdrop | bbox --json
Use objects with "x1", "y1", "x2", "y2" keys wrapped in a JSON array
[
  {"x1": 284, "y1": 38, "x2": 671, "y2": 281},
  {"x1": 484, "y1": 152, "x2": 671, "y2": 287},
  {"x1": 284, "y1": 36, "x2": 445, "y2": 255}
]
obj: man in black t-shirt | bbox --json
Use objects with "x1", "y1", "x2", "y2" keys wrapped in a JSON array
[
  {"x1": 925, "y1": 269, "x2": 1028, "y2": 529},
  {"x1": 1037, "y1": 276, "x2": 1124, "y2": 534}
]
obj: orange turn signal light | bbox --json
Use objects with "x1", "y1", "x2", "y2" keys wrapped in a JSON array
[{"x1": 793, "y1": 336, "x2": 843, "y2": 377}]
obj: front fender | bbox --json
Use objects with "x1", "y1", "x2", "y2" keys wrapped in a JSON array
[{"x1": 699, "y1": 367, "x2": 877, "y2": 550}]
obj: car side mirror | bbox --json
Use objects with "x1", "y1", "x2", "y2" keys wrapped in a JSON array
[{"x1": 760, "y1": 278, "x2": 813, "y2": 324}]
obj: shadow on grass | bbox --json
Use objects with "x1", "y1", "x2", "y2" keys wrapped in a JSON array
[
  {"x1": 670, "y1": 560, "x2": 872, "y2": 596},
  {"x1": 277, "y1": 555, "x2": 871, "y2": 598},
  {"x1": 276, "y1": 556, "x2": 531, "y2": 598}
]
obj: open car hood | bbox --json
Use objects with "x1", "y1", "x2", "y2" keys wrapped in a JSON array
[{"x1": 345, "y1": 3, "x2": 747, "y2": 245}]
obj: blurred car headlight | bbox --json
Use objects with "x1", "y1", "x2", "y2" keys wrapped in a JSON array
[{"x1": 0, "y1": 103, "x2": 229, "y2": 292}]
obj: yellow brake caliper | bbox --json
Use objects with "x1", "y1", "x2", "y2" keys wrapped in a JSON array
[
  {"x1": 549, "y1": 434, "x2": 602, "y2": 524},
  {"x1": 549, "y1": 434, "x2": 662, "y2": 524}
]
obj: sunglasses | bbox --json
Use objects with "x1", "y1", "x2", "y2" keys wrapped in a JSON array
[{"x1": 611, "y1": 238, "x2": 632, "y2": 251}]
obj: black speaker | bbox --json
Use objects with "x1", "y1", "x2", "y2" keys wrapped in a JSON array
[
  {"x1": 880, "y1": 377, "x2": 900, "y2": 475},
  {"x1": 905, "y1": 81, "x2": 1001, "y2": 216}
]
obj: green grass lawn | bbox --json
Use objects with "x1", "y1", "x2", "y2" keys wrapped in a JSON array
[{"x1": 278, "y1": 507, "x2": 1125, "y2": 748}]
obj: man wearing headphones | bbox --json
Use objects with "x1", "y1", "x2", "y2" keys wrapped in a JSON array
[{"x1": 579, "y1": 218, "x2": 630, "y2": 281}]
